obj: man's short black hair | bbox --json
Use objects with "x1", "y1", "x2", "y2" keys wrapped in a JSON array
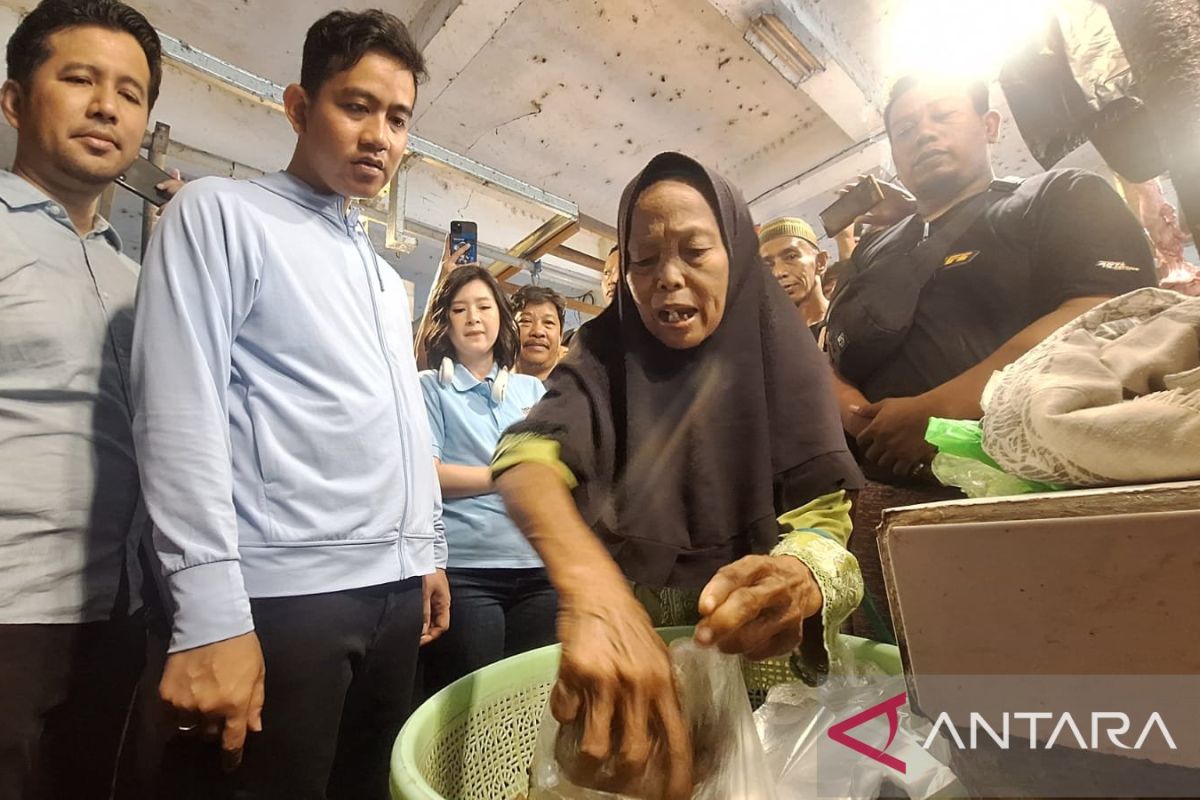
[
  {"x1": 300, "y1": 9, "x2": 427, "y2": 98},
  {"x1": 6, "y1": 0, "x2": 162, "y2": 107},
  {"x1": 883, "y1": 74, "x2": 989, "y2": 134},
  {"x1": 511, "y1": 284, "x2": 566, "y2": 326}
]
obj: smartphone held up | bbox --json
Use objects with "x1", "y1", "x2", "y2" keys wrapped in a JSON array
[
  {"x1": 449, "y1": 220, "x2": 479, "y2": 266},
  {"x1": 819, "y1": 176, "x2": 885, "y2": 237},
  {"x1": 116, "y1": 157, "x2": 177, "y2": 207}
]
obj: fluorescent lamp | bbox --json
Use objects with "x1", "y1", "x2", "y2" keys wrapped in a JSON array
[{"x1": 745, "y1": 13, "x2": 825, "y2": 87}]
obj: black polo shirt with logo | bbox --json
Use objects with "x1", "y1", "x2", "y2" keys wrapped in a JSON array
[{"x1": 833, "y1": 168, "x2": 1156, "y2": 402}]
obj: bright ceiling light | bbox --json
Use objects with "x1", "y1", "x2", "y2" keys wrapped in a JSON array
[
  {"x1": 887, "y1": 0, "x2": 1052, "y2": 81},
  {"x1": 745, "y1": 12, "x2": 826, "y2": 87}
]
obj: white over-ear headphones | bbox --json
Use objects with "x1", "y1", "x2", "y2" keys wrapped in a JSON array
[
  {"x1": 439, "y1": 357, "x2": 509, "y2": 403},
  {"x1": 491, "y1": 367, "x2": 510, "y2": 404}
]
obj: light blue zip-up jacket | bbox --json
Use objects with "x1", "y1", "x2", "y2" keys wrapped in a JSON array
[{"x1": 132, "y1": 172, "x2": 446, "y2": 652}]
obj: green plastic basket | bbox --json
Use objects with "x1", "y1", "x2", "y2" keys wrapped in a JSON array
[{"x1": 391, "y1": 628, "x2": 901, "y2": 800}]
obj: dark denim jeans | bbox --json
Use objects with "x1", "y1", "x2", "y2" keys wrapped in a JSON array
[{"x1": 420, "y1": 567, "x2": 558, "y2": 698}]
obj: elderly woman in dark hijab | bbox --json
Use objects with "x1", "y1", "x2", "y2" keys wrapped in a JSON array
[{"x1": 492, "y1": 153, "x2": 864, "y2": 796}]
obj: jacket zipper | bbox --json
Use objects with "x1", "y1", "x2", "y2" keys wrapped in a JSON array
[{"x1": 342, "y1": 197, "x2": 411, "y2": 537}]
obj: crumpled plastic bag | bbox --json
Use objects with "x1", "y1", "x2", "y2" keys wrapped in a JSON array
[
  {"x1": 925, "y1": 417, "x2": 1058, "y2": 499},
  {"x1": 754, "y1": 671, "x2": 964, "y2": 800},
  {"x1": 528, "y1": 639, "x2": 776, "y2": 800}
]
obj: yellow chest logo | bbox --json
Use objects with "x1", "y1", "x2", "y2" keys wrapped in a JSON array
[{"x1": 943, "y1": 250, "x2": 980, "y2": 267}]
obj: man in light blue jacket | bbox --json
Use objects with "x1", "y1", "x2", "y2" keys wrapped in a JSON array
[{"x1": 130, "y1": 10, "x2": 448, "y2": 798}]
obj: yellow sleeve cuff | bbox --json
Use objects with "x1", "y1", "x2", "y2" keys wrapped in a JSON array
[
  {"x1": 776, "y1": 489, "x2": 853, "y2": 548},
  {"x1": 491, "y1": 432, "x2": 579, "y2": 489},
  {"x1": 772, "y1": 490, "x2": 863, "y2": 682}
]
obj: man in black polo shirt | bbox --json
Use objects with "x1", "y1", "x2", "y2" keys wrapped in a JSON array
[{"x1": 826, "y1": 74, "x2": 1155, "y2": 639}]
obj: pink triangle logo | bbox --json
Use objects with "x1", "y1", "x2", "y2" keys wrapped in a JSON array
[{"x1": 827, "y1": 692, "x2": 909, "y2": 774}]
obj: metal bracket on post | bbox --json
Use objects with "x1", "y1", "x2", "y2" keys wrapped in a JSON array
[
  {"x1": 141, "y1": 121, "x2": 171, "y2": 261},
  {"x1": 384, "y1": 159, "x2": 419, "y2": 254}
]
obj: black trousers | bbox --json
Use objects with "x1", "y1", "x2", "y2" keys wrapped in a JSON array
[
  {"x1": 138, "y1": 578, "x2": 423, "y2": 800},
  {"x1": 420, "y1": 567, "x2": 557, "y2": 699},
  {"x1": 0, "y1": 616, "x2": 145, "y2": 800}
]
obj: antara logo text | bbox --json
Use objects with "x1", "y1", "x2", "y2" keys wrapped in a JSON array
[{"x1": 828, "y1": 692, "x2": 1178, "y2": 774}]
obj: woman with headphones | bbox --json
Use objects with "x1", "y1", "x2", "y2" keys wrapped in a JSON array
[{"x1": 417, "y1": 265, "x2": 555, "y2": 695}]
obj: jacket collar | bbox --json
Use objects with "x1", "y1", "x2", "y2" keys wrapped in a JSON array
[{"x1": 250, "y1": 170, "x2": 361, "y2": 232}]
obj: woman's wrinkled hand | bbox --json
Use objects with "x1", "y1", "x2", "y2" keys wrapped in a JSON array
[
  {"x1": 552, "y1": 581, "x2": 694, "y2": 800},
  {"x1": 695, "y1": 554, "x2": 823, "y2": 661}
]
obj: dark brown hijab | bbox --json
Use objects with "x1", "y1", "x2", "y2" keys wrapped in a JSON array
[{"x1": 507, "y1": 152, "x2": 862, "y2": 589}]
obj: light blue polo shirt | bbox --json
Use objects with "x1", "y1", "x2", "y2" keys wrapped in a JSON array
[{"x1": 419, "y1": 363, "x2": 546, "y2": 568}]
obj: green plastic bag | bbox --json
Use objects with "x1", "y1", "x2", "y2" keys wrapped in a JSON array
[{"x1": 924, "y1": 418, "x2": 1059, "y2": 499}]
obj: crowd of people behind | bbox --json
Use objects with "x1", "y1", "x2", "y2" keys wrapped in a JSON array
[{"x1": 0, "y1": 1, "x2": 1174, "y2": 799}]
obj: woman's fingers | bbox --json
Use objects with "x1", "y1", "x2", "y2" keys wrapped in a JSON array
[
  {"x1": 744, "y1": 627, "x2": 804, "y2": 662},
  {"x1": 697, "y1": 560, "x2": 744, "y2": 617},
  {"x1": 577, "y1": 681, "x2": 616, "y2": 764},
  {"x1": 655, "y1": 690, "x2": 694, "y2": 800},
  {"x1": 709, "y1": 584, "x2": 799, "y2": 655},
  {"x1": 734, "y1": 608, "x2": 807, "y2": 657},
  {"x1": 442, "y1": 243, "x2": 472, "y2": 270},
  {"x1": 701, "y1": 582, "x2": 772, "y2": 647},
  {"x1": 555, "y1": 588, "x2": 697, "y2": 796},
  {"x1": 550, "y1": 679, "x2": 581, "y2": 723},
  {"x1": 698, "y1": 555, "x2": 821, "y2": 656},
  {"x1": 617, "y1": 683, "x2": 653, "y2": 770},
  {"x1": 698, "y1": 556, "x2": 774, "y2": 642}
]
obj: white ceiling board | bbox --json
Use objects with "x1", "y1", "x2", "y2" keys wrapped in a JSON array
[
  {"x1": 706, "y1": 0, "x2": 885, "y2": 140},
  {"x1": 100, "y1": 0, "x2": 422, "y2": 90},
  {"x1": 409, "y1": 0, "x2": 466, "y2": 50},
  {"x1": 415, "y1": 0, "x2": 526, "y2": 117},
  {"x1": 800, "y1": 0, "x2": 891, "y2": 98},
  {"x1": 412, "y1": 0, "x2": 853, "y2": 222}
]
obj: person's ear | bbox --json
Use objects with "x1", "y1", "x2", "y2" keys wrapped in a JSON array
[
  {"x1": 983, "y1": 109, "x2": 1002, "y2": 144},
  {"x1": 816, "y1": 249, "x2": 829, "y2": 276},
  {"x1": 283, "y1": 83, "x2": 310, "y2": 135},
  {"x1": 1, "y1": 79, "x2": 24, "y2": 131}
]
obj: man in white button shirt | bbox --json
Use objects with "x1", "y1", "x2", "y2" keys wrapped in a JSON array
[{"x1": 0, "y1": 1, "x2": 164, "y2": 797}]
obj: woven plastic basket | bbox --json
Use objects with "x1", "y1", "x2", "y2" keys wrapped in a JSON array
[{"x1": 391, "y1": 628, "x2": 901, "y2": 800}]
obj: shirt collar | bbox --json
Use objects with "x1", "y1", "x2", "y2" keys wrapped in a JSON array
[
  {"x1": 0, "y1": 170, "x2": 123, "y2": 251},
  {"x1": 451, "y1": 361, "x2": 500, "y2": 393}
]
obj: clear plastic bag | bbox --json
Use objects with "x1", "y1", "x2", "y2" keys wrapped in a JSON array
[
  {"x1": 754, "y1": 672, "x2": 963, "y2": 800},
  {"x1": 931, "y1": 452, "x2": 1052, "y2": 499},
  {"x1": 528, "y1": 639, "x2": 777, "y2": 800},
  {"x1": 925, "y1": 417, "x2": 1058, "y2": 499}
]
